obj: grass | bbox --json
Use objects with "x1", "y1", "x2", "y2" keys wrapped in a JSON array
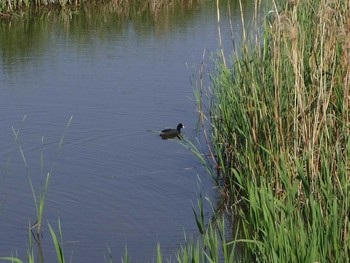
[
  {"x1": 48, "y1": 220, "x2": 66, "y2": 263},
  {"x1": 0, "y1": 117, "x2": 72, "y2": 263},
  {"x1": 0, "y1": 219, "x2": 67, "y2": 263},
  {"x1": 0, "y1": 0, "x2": 201, "y2": 18},
  {"x1": 18, "y1": 116, "x2": 72, "y2": 236},
  {"x1": 189, "y1": 0, "x2": 350, "y2": 261}
]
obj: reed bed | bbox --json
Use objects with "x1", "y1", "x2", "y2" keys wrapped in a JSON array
[
  {"x1": 190, "y1": 0, "x2": 350, "y2": 261},
  {"x1": 0, "y1": 0, "x2": 198, "y2": 17}
]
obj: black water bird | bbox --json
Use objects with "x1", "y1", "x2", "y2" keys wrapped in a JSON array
[{"x1": 160, "y1": 123, "x2": 184, "y2": 140}]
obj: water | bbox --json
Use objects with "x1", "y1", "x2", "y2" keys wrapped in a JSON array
[{"x1": 0, "y1": 2, "x2": 255, "y2": 262}]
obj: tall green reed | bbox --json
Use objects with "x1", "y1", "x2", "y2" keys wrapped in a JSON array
[
  {"x1": 189, "y1": 0, "x2": 350, "y2": 261},
  {"x1": 17, "y1": 116, "x2": 73, "y2": 235},
  {"x1": 117, "y1": 195, "x2": 254, "y2": 263},
  {"x1": 48, "y1": 219, "x2": 66, "y2": 263},
  {"x1": 0, "y1": 116, "x2": 72, "y2": 263},
  {"x1": 0, "y1": 219, "x2": 67, "y2": 263},
  {"x1": 0, "y1": 0, "x2": 202, "y2": 15}
]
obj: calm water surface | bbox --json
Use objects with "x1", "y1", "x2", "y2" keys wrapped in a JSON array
[{"x1": 0, "y1": 2, "x2": 255, "y2": 262}]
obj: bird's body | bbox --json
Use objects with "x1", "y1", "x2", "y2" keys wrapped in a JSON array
[{"x1": 160, "y1": 123, "x2": 184, "y2": 140}]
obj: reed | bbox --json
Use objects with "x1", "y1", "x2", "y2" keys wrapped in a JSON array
[
  {"x1": 0, "y1": 117, "x2": 72, "y2": 262},
  {"x1": 0, "y1": 220, "x2": 67, "y2": 263},
  {"x1": 48, "y1": 220, "x2": 66, "y2": 263},
  {"x1": 190, "y1": 0, "x2": 350, "y2": 261},
  {"x1": 10, "y1": 117, "x2": 46, "y2": 235},
  {"x1": 0, "y1": 0, "x2": 200, "y2": 16},
  {"x1": 157, "y1": 195, "x2": 263, "y2": 262},
  {"x1": 25, "y1": 117, "x2": 72, "y2": 235}
]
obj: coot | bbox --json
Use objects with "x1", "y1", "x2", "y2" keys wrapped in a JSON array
[{"x1": 160, "y1": 123, "x2": 184, "y2": 139}]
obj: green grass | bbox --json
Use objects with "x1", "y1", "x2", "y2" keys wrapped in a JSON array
[
  {"x1": 0, "y1": 117, "x2": 72, "y2": 263},
  {"x1": 0, "y1": 0, "x2": 201, "y2": 17},
  {"x1": 0, "y1": 219, "x2": 67, "y2": 263},
  {"x1": 17, "y1": 116, "x2": 72, "y2": 235},
  {"x1": 48, "y1": 220, "x2": 66, "y2": 263},
  {"x1": 190, "y1": 0, "x2": 350, "y2": 261}
]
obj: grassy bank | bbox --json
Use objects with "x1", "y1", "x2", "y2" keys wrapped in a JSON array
[
  {"x1": 192, "y1": 0, "x2": 350, "y2": 261},
  {"x1": 0, "y1": 0, "x2": 198, "y2": 17},
  {"x1": 0, "y1": 0, "x2": 176, "y2": 10}
]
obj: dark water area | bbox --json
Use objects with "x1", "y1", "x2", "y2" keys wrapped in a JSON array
[{"x1": 0, "y1": 1, "x2": 256, "y2": 262}]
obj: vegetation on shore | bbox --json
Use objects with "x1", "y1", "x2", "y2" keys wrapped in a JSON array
[
  {"x1": 190, "y1": 0, "x2": 350, "y2": 261},
  {"x1": 0, "y1": 0, "x2": 199, "y2": 18}
]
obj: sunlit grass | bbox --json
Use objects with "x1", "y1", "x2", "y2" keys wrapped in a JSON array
[
  {"x1": 190, "y1": 0, "x2": 350, "y2": 261},
  {"x1": 0, "y1": 117, "x2": 72, "y2": 263},
  {"x1": 0, "y1": 220, "x2": 67, "y2": 263},
  {"x1": 0, "y1": 0, "x2": 202, "y2": 16},
  {"x1": 48, "y1": 220, "x2": 66, "y2": 263}
]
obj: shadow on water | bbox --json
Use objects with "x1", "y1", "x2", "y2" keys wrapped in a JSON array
[
  {"x1": 0, "y1": 0, "x2": 255, "y2": 70},
  {"x1": 0, "y1": 0, "x2": 206, "y2": 72}
]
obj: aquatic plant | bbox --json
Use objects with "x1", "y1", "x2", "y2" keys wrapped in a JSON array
[
  {"x1": 0, "y1": 116, "x2": 72, "y2": 263},
  {"x1": 190, "y1": 0, "x2": 350, "y2": 261},
  {"x1": 0, "y1": 0, "x2": 202, "y2": 16},
  {"x1": 17, "y1": 116, "x2": 72, "y2": 235},
  {"x1": 0, "y1": 219, "x2": 67, "y2": 263}
]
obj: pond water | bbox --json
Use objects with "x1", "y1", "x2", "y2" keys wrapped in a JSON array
[{"x1": 0, "y1": 1, "x2": 255, "y2": 262}]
